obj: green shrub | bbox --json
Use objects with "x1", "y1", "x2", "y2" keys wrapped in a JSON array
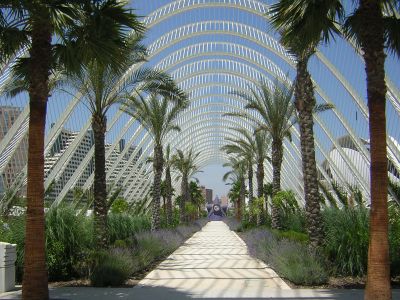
[
  {"x1": 242, "y1": 228, "x2": 327, "y2": 285},
  {"x1": 110, "y1": 198, "x2": 129, "y2": 214},
  {"x1": 389, "y1": 202, "x2": 400, "y2": 276},
  {"x1": 160, "y1": 207, "x2": 181, "y2": 228},
  {"x1": 280, "y1": 210, "x2": 306, "y2": 233},
  {"x1": 269, "y1": 239, "x2": 328, "y2": 285},
  {"x1": 108, "y1": 213, "x2": 150, "y2": 244},
  {"x1": 90, "y1": 249, "x2": 133, "y2": 287},
  {"x1": 323, "y1": 207, "x2": 369, "y2": 276},
  {"x1": 272, "y1": 230, "x2": 309, "y2": 243},
  {"x1": 46, "y1": 205, "x2": 92, "y2": 280}
]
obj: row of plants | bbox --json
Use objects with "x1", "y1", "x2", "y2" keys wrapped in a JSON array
[
  {"x1": 220, "y1": 0, "x2": 399, "y2": 298},
  {"x1": 0, "y1": 204, "x2": 207, "y2": 286},
  {"x1": 1, "y1": 1, "x2": 207, "y2": 297},
  {"x1": 227, "y1": 195, "x2": 400, "y2": 286}
]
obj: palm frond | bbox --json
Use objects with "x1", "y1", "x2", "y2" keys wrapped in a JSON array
[{"x1": 314, "y1": 103, "x2": 335, "y2": 114}]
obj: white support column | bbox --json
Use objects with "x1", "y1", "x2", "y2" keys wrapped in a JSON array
[{"x1": 0, "y1": 242, "x2": 17, "y2": 293}]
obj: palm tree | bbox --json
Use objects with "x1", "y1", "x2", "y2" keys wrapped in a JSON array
[
  {"x1": 0, "y1": 1, "x2": 142, "y2": 298},
  {"x1": 164, "y1": 144, "x2": 174, "y2": 225},
  {"x1": 344, "y1": 2, "x2": 399, "y2": 299},
  {"x1": 350, "y1": 5, "x2": 396, "y2": 299},
  {"x1": 271, "y1": 0, "x2": 399, "y2": 296},
  {"x1": 254, "y1": 131, "x2": 271, "y2": 217},
  {"x1": 121, "y1": 94, "x2": 188, "y2": 230},
  {"x1": 221, "y1": 128, "x2": 257, "y2": 221},
  {"x1": 223, "y1": 156, "x2": 247, "y2": 221},
  {"x1": 228, "y1": 80, "x2": 296, "y2": 229},
  {"x1": 270, "y1": 0, "x2": 342, "y2": 250},
  {"x1": 189, "y1": 180, "x2": 205, "y2": 218},
  {"x1": 172, "y1": 148, "x2": 202, "y2": 222},
  {"x1": 65, "y1": 35, "x2": 184, "y2": 248}
]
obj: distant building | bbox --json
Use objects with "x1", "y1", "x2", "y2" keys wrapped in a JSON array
[
  {"x1": 206, "y1": 188, "x2": 213, "y2": 204},
  {"x1": 44, "y1": 127, "x2": 95, "y2": 199},
  {"x1": 213, "y1": 196, "x2": 220, "y2": 204},
  {"x1": 220, "y1": 195, "x2": 228, "y2": 206},
  {"x1": 0, "y1": 106, "x2": 28, "y2": 194},
  {"x1": 45, "y1": 130, "x2": 144, "y2": 202}
]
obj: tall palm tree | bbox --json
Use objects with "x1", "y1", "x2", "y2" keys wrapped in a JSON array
[
  {"x1": 228, "y1": 80, "x2": 296, "y2": 229},
  {"x1": 271, "y1": 0, "x2": 400, "y2": 296},
  {"x1": 253, "y1": 130, "x2": 271, "y2": 217},
  {"x1": 65, "y1": 36, "x2": 184, "y2": 248},
  {"x1": 0, "y1": 1, "x2": 142, "y2": 298},
  {"x1": 270, "y1": 0, "x2": 342, "y2": 250},
  {"x1": 221, "y1": 128, "x2": 256, "y2": 221},
  {"x1": 189, "y1": 180, "x2": 205, "y2": 218},
  {"x1": 344, "y1": 2, "x2": 399, "y2": 299},
  {"x1": 172, "y1": 148, "x2": 202, "y2": 222},
  {"x1": 223, "y1": 156, "x2": 247, "y2": 221},
  {"x1": 121, "y1": 94, "x2": 188, "y2": 230},
  {"x1": 164, "y1": 144, "x2": 174, "y2": 225}
]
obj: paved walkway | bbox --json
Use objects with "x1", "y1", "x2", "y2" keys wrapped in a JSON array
[
  {"x1": 137, "y1": 221, "x2": 290, "y2": 297},
  {"x1": 2, "y1": 221, "x2": 400, "y2": 299}
]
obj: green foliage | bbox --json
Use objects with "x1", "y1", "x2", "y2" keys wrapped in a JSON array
[
  {"x1": 107, "y1": 213, "x2": 150, "y2": 244},
  {"x1": 389, "y1": 202, "x2": 400, "y2": 276},
  {"x1": 389, "y1": 180, "x2": 400, "y2": 202},
  {"x1": 90, "y1": 249, "x2": 133, "y2": 287},
  {"x1": 184, "y1": 202, "x2": 197, "y2": 222},
  {"x1": 189, "y1": 181, "x2": 205, "y2": 208},
  {"x1": 45, "y1": 205, "x2": 92, "y2": 280},
  {"x1": 242, "y1": 228, "x2": 327, "y2": 285},
  {"x1": 110, "y1": 198, "x2": 129, "y2": 214},
  {"x1": 280, "y1": 209, "x2": 306, "y2": 233},
  {"x1": 272, "y1": 230, "x2": 309, "y2": 243},
  {"x1": 1, "y1": 207, "x2": 205, "y2": 284},
  {"x1": 272, "y1": 190, "x2": 299, "y2": 216},
  {"x1": 319, "y1": 182, "x2": 338, "y2": 209},
  {"x1": 0, "y1": 216, "x2": 25, "y2": 282},
  {"x1": 264, "y1": 183, "x2": 273, "y2": 199},
  {"x1": 331, "y1": 181, "x2": 349, "y2": 207},
  {"x1": 322, "y1": 207, "x2": 369, "y2": 276},
  {"x1": 269, "y1": 240, "x2": 328, "y2": 285},
  {"x1": 160, "y1": 207, "x2": 180, "y2": 228},
  {"x1": 249, "y1": 197, "x2": 263, "y2": 216}
]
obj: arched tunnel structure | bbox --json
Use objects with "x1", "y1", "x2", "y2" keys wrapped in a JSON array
[{"x1": 0, "y1": 0, "x2": 399, "y2": 211}]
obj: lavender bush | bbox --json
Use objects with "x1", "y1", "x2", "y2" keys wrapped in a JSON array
[{"x1": 228, "y1": 221, "x2": 328, "y2": 286}]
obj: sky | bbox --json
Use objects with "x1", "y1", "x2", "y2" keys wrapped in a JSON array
[{"x1": 196, "y1": 164, "x2": 231, "y2": 198}]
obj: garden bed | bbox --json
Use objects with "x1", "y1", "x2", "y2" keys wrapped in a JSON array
[
  {"x1": 224, "y1": 216, "x2": 400, "y2": 289},
  {"x1": 1, "y1": 206, "x2": 208, "y2": 287}
]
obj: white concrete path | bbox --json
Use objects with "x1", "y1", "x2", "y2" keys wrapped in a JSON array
[{"x1": 137, "y1": 221, "x2": 290, "y2": 297}]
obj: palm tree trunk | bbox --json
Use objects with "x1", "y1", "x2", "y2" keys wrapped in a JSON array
[
  {"x1": 165, "y1": 166, "x2": 173, "y2": 226},
  {"x1": 256, "y1": 160, "x2": 265, "y2": 224},
  {"x1": 295, "y1": 57, "x2": 323, "y2": 249},
  {"x1": 238, "y1": 177, "x2": 245, "y2": 221},
  {"x1": 152, "y1": 145, "x2": 163, "y2": 231},
  {"x1": 22, "y1": 9, "x2": 51, "y2": 300},
  {"x1": 271, "y1": 139, "x2": 283, "y2": 229},
  {"x1": 92, "y1": 114, "x2": 108, "y2": 248},
  {"x1": 256, "y1": 161, "x2": 264, "y2": 197},
  {"x1": 248, "y1": 162, "x2": 254, "y2": 223},
  {"x1": 359, "y1": 1, "x2": 390, "y2": 299},
  {"x1": 179, "y1": 173, "x2": 190, "y2": 222}
]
